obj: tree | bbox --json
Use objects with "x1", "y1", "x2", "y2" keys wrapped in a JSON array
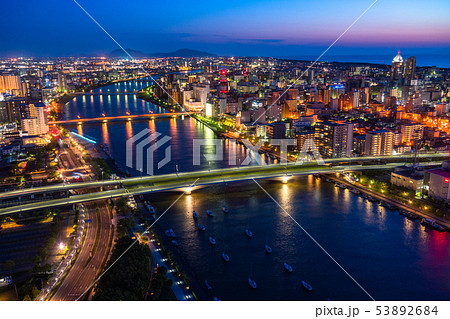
[
  {"x1": 115, "y1": 197, "x2": 129, "y2": 214},
  {"x1": 93, "y1": 236, "x2": 152, "y2": 301},
  {"x1": 116, "y1": 218, "x2": 134, "y2": 238},
  {"x1": 31, "y1": 286, "x2": 40, "y2": 299}
]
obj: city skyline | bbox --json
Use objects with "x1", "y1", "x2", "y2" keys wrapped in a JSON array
[
  {"x1": 1, "y1": 0, "x2": 450, "y2": 308},
  {"x1": 1, "y1": 0, "x2": 450, "y2": 67}
]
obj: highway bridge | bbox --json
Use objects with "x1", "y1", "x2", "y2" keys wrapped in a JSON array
[
  {"x1": 72, "y1": 91, "x2": 138, "y2": 95},
  {"x1": 0, "y1": 155, "x2": 446, "y2": 215},
  {"x1": 49, "y1": 112, "x2": 195, "y2": 125},
  {"x1": 0, "y1": 152, "x2": 447, "y2": 202}
]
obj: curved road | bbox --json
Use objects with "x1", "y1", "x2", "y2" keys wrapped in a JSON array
[{"x1": 51, "y1": 200, "x2": 111, "y2": 301}]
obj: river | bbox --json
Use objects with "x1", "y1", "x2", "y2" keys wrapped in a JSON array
[{"x1": 62, "y1": 77, "x2": 450, "y2": 301}]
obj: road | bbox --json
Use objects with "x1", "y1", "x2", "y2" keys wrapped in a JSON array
[
  {"x1": 51, "y1": 200, "x2": 111, "y2": 300},
  {"x1": 0, "y1": 152, "x2": 447, "y2": 202},
  {"x1": 1, "y1": 162, "x2": 446, "y2": 216},
  {"x1": 50, "y1": 137, "x2": 112, "y2": 301}
]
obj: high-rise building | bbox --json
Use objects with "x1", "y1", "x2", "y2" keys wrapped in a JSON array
[
  {"x1": 365, "y1": 129, "x2": 394, "y2": 156},
  {"x1": 20, "y1": 103, "x2": 48, "y2": 135},
  {"x1": 57, "y1": 73, "x2": 67, "y2": 92},
  {"x1": 0, "y1": 75, "x2": 21, "y2": 94},
  {"x1": 296, "y1": 131, "x2": 315, "y2": 152},
  {"x1": 401, "y1": 123, "x2": 423, "y2": 144},
  {"x1": 315, "y1": 121, "x2": 353, "y2": 158},
  {"x1": 0, "y1": 97, "x2": 26, "y2": 123},
  {"x1": 391, "y1": 51, "x2": 404, "y2": 83},
  {"x1": 403, "y1": 56, "x2": 416, "y2": 84}
]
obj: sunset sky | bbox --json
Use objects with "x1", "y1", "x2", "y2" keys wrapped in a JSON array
[{"x1": 2, "y1": 0, "x2": 450, "y2": 64}]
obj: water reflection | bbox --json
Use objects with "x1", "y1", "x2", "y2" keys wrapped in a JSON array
[{"x1": 102, "y1": 123, "x2": 110, "y2": 146}]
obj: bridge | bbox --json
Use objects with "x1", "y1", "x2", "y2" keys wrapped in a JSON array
[
  {"x1": 49, "y1": 112, "x2": 195, "y2": 125},
  {"x1": 0, "y1": 153, "x2": 447, "y2": 215},
  {"x1": 72, "y1": 91, "x2": 139, "y2": 95}
]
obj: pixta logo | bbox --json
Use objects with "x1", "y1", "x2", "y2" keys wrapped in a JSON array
[{"x1": 126, "y1": 129, "x2": 172, "y2": 176}]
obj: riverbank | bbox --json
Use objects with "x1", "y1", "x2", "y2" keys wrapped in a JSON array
[
  {"x1": 137, "y1": 86, "x2": 182, "y2": 112},
  {"x1": 133, "y1": 198, "x2": 208, "y2": 300},
  {"x1": 327, "y1": 174, "x2": 450, "y2": 231},
  {"x1": 144, "y1": 213, "x2": 210, "y2": 301}
]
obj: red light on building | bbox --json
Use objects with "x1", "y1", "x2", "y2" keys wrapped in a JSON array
[
  {"x1": 444, "y1": 178, "x2": 449, "y2": 183},
  {"x1": 220, "y1": 69, "x2": 227, "y2": 76}
]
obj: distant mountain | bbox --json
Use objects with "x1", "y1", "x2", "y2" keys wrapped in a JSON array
[
  {"x1": 109, "y1": 48, "x2": 149, "y2": 58},
  {"x1": 109, "y1": 48, "x2": 216, "y2": 58},
  {"x1": 150, "y1": 49, "x2": 217, "y2": 58}
]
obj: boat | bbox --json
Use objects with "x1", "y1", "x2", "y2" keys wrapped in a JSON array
[
  {"x1": 193, "y1": 211, "x2": 198, "y2": 219},
  {"x1": 245, "y1": 228, "x2": 253, "y2": 238},
  {"x1": 171, "y1": 240, "x2": 179, "y2": 246},
  {"x1": 381, "y1": 202, "x2": 395, "y2": 210},
  {"x1": 408, "y1": 213, "x2": 421, "y2": 220},
  {"x1": 169, "y1": 229, "x2": 176, "y2": 238},
  {"x1": 222, "y1": 206, "x2": 229, "y2": 213},
  {"x1": 164, "y1": 229, "x2": 172, "y2": 237},
  {"x1": 399, "y1": 210, "x2": 410, "y2": 217},
  {"x1": 147, "y1": 205, "x2": 156, "y2": 214},
  {"x1": 349, "y1": 188, "x2": 361, "y2": 195},
  {"x1": 421, "y1": 218, "x2": 446, "y2": 232},
  {"x1": 204, "y1": 280, "x2": 212, "y2": 290},
  {"x1": 207, "y1": 210, "x2": 214, "y2": 217},
  {"x1": 248, "y1": 277, "x2": 257, "y2": 289},
  {"x1": 265, "y1": 244, "x2": 272, "y2": 254},
  {"x1": 209, "y1": 236, "x2": 216, "y2": 245},
  {"x1": 302, "y1": 280, "x2": 313, "y2": 291},
  {"x1": 222, "y1": 252, "x2": 230, "y2": 262},
  {"x1": 197, "y1": 224, "x2": 206, "y2": 231},
  {"x1": 284, "y1": 262, "x2": 293, "y2": 272},
  {"x1": 213, "y1": 297, "x2": 221, "y2": 301}
]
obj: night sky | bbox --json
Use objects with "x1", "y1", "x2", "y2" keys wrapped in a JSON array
[{"x1": 2, "y1": 0, "x2": 450, "y2": 65}]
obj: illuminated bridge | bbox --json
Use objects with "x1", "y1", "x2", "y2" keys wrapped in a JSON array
[
  {"x1": 49, "y1": 112, "x2": 195, "y2": 125},
  {"x1": 0, "y1": 152, "x2": 447, "y2": 215},
  {"x1": 72, "y1": 91, "x2": 139, "y2": 95}
]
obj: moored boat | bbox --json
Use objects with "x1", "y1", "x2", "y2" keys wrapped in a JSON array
[
  {"x1": 207, "y1": 210, "x2": 214, "y2": 217},
  {"x1": 421, "y1": 218, "x2": 446, "y2": 232},
  {"x1": 197, "y1": 224, "x2": 206, "y2": 231},
  {"x1": 245, "y1": 228, "x2": 253, "y2": 238},
  {"x1": 302, "y1": 280, "x2": 312, "y2": 291},
  {"x1": 265, "y1": 244, "x2": 272, "y2": 254},
  {"x1": 248, "y1": 277, "x2": 257, "y2": 289},
  {"x1": 164, "y1": 229, "x2": 172, "y2": 237},
  {"x1": 193, "y1": 210, "x2": 198, "y2": 219},
  {"x1": 209, "y1": 236, "x2": 216, "y2": 245},
  {"x1": 284, "y1": 262, "x2": 293, "y2": 272},
  {"x1": 222, "y1": 252, "x2": 230, "y2": 262}
]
